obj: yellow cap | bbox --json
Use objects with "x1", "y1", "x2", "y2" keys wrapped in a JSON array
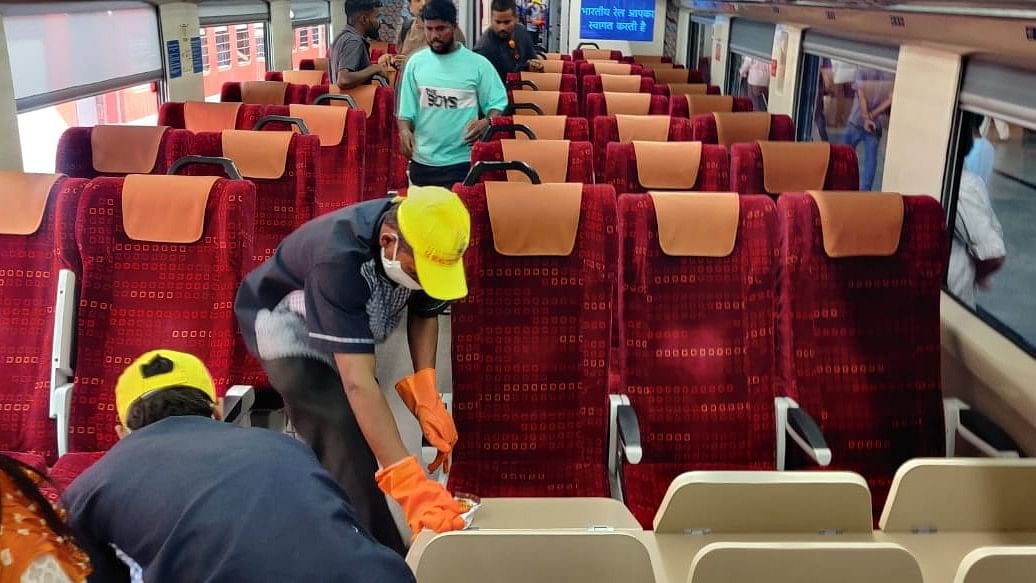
[
  {"x1": 115, "y1": 350, "x2": 217, "y2": 426},
  {"x1": 397, "y1": 186, "x2": 471, "y2": 301}
]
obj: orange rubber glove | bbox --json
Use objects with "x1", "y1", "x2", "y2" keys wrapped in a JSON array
[
  {"x1": 395, "y1": 369, "x2": 457, "y2": 473},
  {"x1": 376, "y1": 456, "x2": 465, "y2": 539}
]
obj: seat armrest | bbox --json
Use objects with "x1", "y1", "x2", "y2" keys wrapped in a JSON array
[
  {"x1": 617, "y1": 404, "x2": 642, "y2": 464},
  {"x1": 50, "y1": 269, "x2": 77, "y2": 457},
  {"x1": 775, "y1": 396, "x2": 832, "y2": 469},
  {"x1": 52, "y1": 383, "x2": 73, "y2": 457},
  {"x1": 944, "y1": 397, "x2": 1020, "y2": 457},
  {"x1": 223, "y1": 385, "x2": 255, "y2": 427}
]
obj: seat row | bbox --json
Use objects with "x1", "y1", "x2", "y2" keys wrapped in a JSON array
[
  {"x1": 444, "y1": 178, "x2": 1017, "y2": 526},
  {"x1": 504, "y1": 89, "x2": 756, "y2": 121},
  {"x1": 409, "y1": 459, "x2": 1036, "y2": 583}
]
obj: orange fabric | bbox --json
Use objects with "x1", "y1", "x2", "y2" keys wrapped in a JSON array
[
  {"x1": 122, "y1": 175, "x2": 218, "y2": 243},
  {"x1": 510, "y1": 90, "x2": 560, "y2": 115},
  {"x1": 221, "y1": 130, "x2": 293, "y2": 179},
  {"x1": 634, "y1": 142, "x2": 702, "y2": 189},
  {"x1": 183, "y1": 102, "x2": 241, "y2": 132},
  {"x1": 240, "y1": 81, "x2": 288, "y2": 105},
  {"x1": 714, "y1": 112, "x2": 771, "y2": 147},
  {"x1": 759, "y1": 141, "x2": 831, "y2": 193},
  {"x1": 605, "y1": 93, "x2": 652, "y2": 115},
  {"x1": 375, "y1": 456, "x2": 465, "y2": 538},
  {"x1": 501, "y1": 140, "x2": 570, "y2": 183},
  {"x1": 395, "y1": 369, "x2": 457, "y2": 473},
  {"x1": 311, "y1": 57, "x2": 329, "y2": 71},
  {"x1": 91, "y1": 125, "x2": 167, "y2": 174},
  {"x1": 594, "y1": 63, "x2": 632, "y2": 75},
  {"x1": 513, "y1": 115, "x2": 567, "y2": 140},
  {"x1": 686, "y1": 95, "x2": 734, "y2": 116},
  {"x1": 668, "y1": 83, "x2": 708, "y2": 96},
  {"x1": 649, "y1": 192, "x2": 740, "y2": 257},
  {"x1": 281, "y1": 70, "x2": 327, "y2": 86},
  {"x1": 601, "y1": 74, "x2": 642, "y2": 92},
  {"x1": 616, "y1": 115, "x2": 670, "y2": 142},
  {"x1": 288, "y1": 104, "x2": 348, "y2": 147},
  {"x1": 333, "y1": 84, "x2": 377, "y2": 118},
  {"x1": 544, "y1": 53, "x2": 564, "y2": 60},
  {"x1": 0, "y1": 471, "x2": 90, "y2": 583},
  {"x1": 521, "y1": 72, "x2": 563, "y2": 91},
  {"x1": 633, "y1": 55, "x2": 667, "y2": 64},
  {"x1": 486, "y1": 182, "x2": 582, "y2": 256},
  {"x1": 0, "y1": 172, "x2": 59, "y2": 235},
  {"x1": 808, "y1": 191, "x2": 905, "y2": 257},
  {"x1": 583, "y1": 49, "x2": 617, "y2": 60},
  {"x1": 538, "y1": 60, "x2": 566, "y2": 73},
  {"x1": 653, "y1": 68, "x2": 690, "y2": 84}
]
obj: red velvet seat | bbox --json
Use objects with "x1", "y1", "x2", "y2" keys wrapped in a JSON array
[
  {"x1": 690, "y1": 113, "x2": 795, "y2": 146},
  {"x1": 506, "y1": 72, "x2": 578, "y2": 93},
  {"x1": 447, "y1": 182, "x2": 618, "y2": 498},
  {"x1": 730, "y1": 142, "x2": 859, "y2": 196},
  {"x1": 581, "y1": 74, "x2": 655, "y2": 97},
  {"x1": 487, "y1": 116, "x2": 590, "y2": 142},
  {"x1": 590, "y1": 114, "x2": 691, "y2": 182},
  {"x1": 158, "y1": 102, "x2": 264, "y2": 131},
  {"x1": 56, "y1": 126, "x2": 190, "y2": 178},
  {"x1": 777, "y1": 192, "x2": 948, "y2": 520},
  {"x1": 470, "y1": 140, "x2": 595, "y2": 184},
  {"x1": 265, "y1": 69, "x2": 330, "y2": 86},
  {"x1": 669, "y1": 95, "x2": 754, "y2": 118},
  {"x1": 507, "y1": 90, "x2": 581, "y2": 117},
  {"x1": 585, "y1": 92, "x2": 669, "y2": 122},
  {"x1": 0, "y1": 174, "x2": 86, "y2": 463},
  {"x1": 617, "y1": 193, "x2": 782, "y2": 527},
  {"x1": 64, "y1": 175, "x2": 255, "y2": 460},
  {"x1": 604, "y1": 141, "x2": 729, "y2": 194},
  {"x1": 220, "y1": 80, "x2": 308, "y2": 105},
  {"x1": 573, "y1": 48, "x2": 624, "y2": 61},
  {"x1": 261, "y1": 104, "x2": 367, "y2": 214}
]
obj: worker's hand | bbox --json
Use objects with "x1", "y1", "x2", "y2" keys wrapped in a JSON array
[
  {"x1": 528, "y1": 59, "x2": 544, "y2": 72},
  {"x1": 377, "y1": 53, "x2": 393, "y2": 67},
  {"x1": 391, "y1": 54, "x2": 408, "y2": 68},
  {"x1": 396, "y1": 369, "x2": 457, "y2": 473},
  {"x1": 400, "y1": 128, "x2": 416, "y2": 160},
  {"x1": 463, "y1": 118, "x2": 490, "y2": 144},
  {"x1": 864, "y1": 116, "x2": 878, "y2": 133},
  {"x1": 376, "y1": 456, "x2": 465, "y2": 538}
]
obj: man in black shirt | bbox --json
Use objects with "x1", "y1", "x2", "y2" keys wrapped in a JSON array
[
  {"x1": 64, "y1": 350, "x2": 414, "y2": 582},
  {"x1": 330, "y1": 0, "x2": 388, "y2": 89},
  {"x1": 474, "y1": 0, "x2": 542, "y2": 81}
]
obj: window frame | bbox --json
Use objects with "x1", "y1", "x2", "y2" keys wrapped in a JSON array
[
  {"x1": 214, "y1": 26, "x2": 232, "y2": 70},
  {"x1": 235, "y1": 24, "x2": 251, "y2": 65}
]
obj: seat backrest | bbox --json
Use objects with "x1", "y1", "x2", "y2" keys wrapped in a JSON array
[
  {"x1": 691, "y1": 113, "x2": 795, "y2": 145},
  {"x1": 653, "y1": 471, "x2": 874, "y2": 534},
  {"x1": 582, "y1": 74, "x2": 655, "y2": 96},
  {"x1": 535, "y1": 59, "x2": 577, "y2": 75},
  {"x1": 188, "y1": 130, "x2": 319, "y2": 266},
  {"x1": 158, "y1": 102, "x2": 264, "y2": 131},
  {"x1": 0, "y1": 173, "x2": 86, "y2": 462},
  {"x1": 68, "y1": 175, "x2": 255, "y2": 453},
  {"x1": 605, "y1": 141, "x2": 728, "y2": 194},
  {"x1": 650, "y1": 67, "x2": 702, "y2": 85},
  {"x1": 307, "y1": 83, "x2": 397, "y2": 201},
  {"x1": 573, "y1": 48, "x2": 625, "y2": 61},
  {"x1": 449, "y1": 182, "x2": 617, "y2": 496},
  {"x1": 470, "y1": 140, "x2": 594, "y2": 184},
  {"x1": 56, "y1": 126, "x2": 191, "y2": 178},
  {"x1": 880, "y1": 459, "x2": 1036, "y2": 532},
  {"x1": 508, "y1": 90, "x2": 580, "y2": 117},
  {"x1": 585, "y1": 92, "x2": 669, "y2": 120},
  {"x1": 618, "y1": 193, "x2": 780, "y2": 523},
  {"x1": 670, "y1": 95, "x2": 754, "y2": 118},
  {"x1": 731, "y1": 142, "x2": 859, "y2": 195},
  {"x1": 590, "y1": 115, "x2": 692, "y2": 181},
  {"x1": 415, "y1": 532, "x2": 655, "y2": 583},
  {"x1": 688, "y1": 543, "x2": 922, "y2": 583},
  {"x1": 220, "y1": 81, "x2": 308, "y2": 105},
  {"x1": 778, "y1": 192, "x2": 948, "y2": 518},
  {"x1": 488, "y1": 116, "x2": 590, "y2": 142},
  {"x1": 261, "y1": 104, "x2": 367, "y2": 214},
  {"x1": 265, "y1": 69, "x2": 329, "y2": 86},
  {"x1": 954, "y1": 547, "x2": 1036, "y2": 583},
  {"x1": 506, "y1": 72, "x2": 578, "y2": 93},
  {"x1": 652, "y1": 83, "x2": 721, "y2": 97},
  {"x1": 299, "y1": 57, "x2": 329, "y2": 71}
]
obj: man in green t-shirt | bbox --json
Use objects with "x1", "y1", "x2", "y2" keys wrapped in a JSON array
[{"x1": 397, "y1": 0, "x2": 509, "y2": 188}]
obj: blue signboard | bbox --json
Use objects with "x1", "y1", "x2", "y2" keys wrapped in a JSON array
[
  {"x1": 166, "y1": 39, "x2": 182, "y2": 79},
  {"x1": 190, "y1": 36, "x2": 204, "y2": 74},
  {"x1": 579, "y1": 0, "x2": 655, "y2": 43}
]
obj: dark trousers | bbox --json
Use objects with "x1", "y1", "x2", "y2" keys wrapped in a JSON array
[
  {"x1": 260, "y1": 357, "x2": 406, "y2": 555},
  {"x1": 409, "y1": 160, "x2": 471, "y2": 189}
]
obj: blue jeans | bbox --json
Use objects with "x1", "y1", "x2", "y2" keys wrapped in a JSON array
[{"x1": 843, "y1": 123, "x2": 880, "y2": 191}]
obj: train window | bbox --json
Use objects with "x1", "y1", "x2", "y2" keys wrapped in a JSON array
[
  {"x1": 236, "y1": 25, "x2": 252, "y2": 65},
  {"x1": 947, "y1": 60, "x2": 1036, "y2": 354},
  {"x1": 293, "y1": 24, "x2": 328, "y2": 69},
  {"x1": 199, "y1": 23, "x2": 268, "y2": 102},
  {"x1": 17, "y1": 84, "x2": 159, "y2": 173},
  {"x1": 727, "y1": 53, "x2": 771, "y2": 112}
]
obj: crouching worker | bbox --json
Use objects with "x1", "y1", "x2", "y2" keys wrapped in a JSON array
[
  {"x1": 234, "y1": 187, "x2": 469, "y2": 554},
  {"x1": 62, "y1": 350, "x2": 414, "y2": 582}
]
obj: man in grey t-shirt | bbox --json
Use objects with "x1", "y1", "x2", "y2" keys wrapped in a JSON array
[{"x1": 330, "y1": 0, "x2": 388, "y2": 89}]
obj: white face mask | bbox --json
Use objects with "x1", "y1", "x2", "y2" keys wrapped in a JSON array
[{"x1": 381, "y1": 235, "x2": 423, "y2": 290}]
